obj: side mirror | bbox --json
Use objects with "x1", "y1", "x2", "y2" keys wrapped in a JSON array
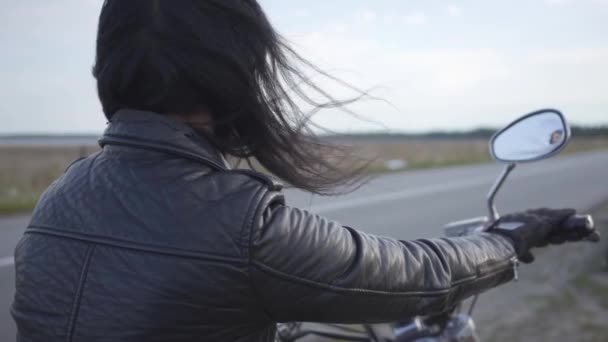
[
  {"x1": 485, "y1": 109, "x2": 571, "y2": 223},
  {"x1": 490, "y1": 109, "x2": 570, "y2": 163}
]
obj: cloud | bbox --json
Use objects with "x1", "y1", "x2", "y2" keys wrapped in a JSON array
[
  {"x1": 545, "y1": 0, "x2": 608, "y2": 4},
  {"x1": 289, "y1": 29, "x2": 608, "y2": 131},
  {"x1": 292, "y1": 9, "x2": 310, "y2": 18},
  {"x1": 354, "y1": 10, "x2": 378, "y2": 24},
  {"x1": 382, "y1": 14, "x2": 396, "y2": 26},
  {"x1": 0, "y1": 0, "x2": 105, "y2": 133},
  {"x1": 404, "y1": 12, "x2": 427, "y2": 25},
  {"x1": 447, "y1": 5, "x2": 462, "y2": 17},
  {"x1": 327, "y1": 22, "x2": 349, "y2": 33}
]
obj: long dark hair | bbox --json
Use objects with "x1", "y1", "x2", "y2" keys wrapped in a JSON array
[{"x1": 93, "y1": 0, "x2": 368, "y2": 194}]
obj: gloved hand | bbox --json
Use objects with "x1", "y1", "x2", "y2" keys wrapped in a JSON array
[{"x1": 490, "y1": 208, "x2": 587, "y2": 264}]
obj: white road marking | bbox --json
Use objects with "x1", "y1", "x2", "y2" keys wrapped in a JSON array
[
  {"x1": 0, "y1": 256, "x2": 14, "y2": 268},
  {"x1": 312, "y1": 176, "x2": 495, "y2": 214},
  {"x1": 311, "y1": 158, "x2": 583, "y2": 214}
]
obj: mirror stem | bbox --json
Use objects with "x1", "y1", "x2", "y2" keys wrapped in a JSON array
[{"x1": 486, "y1": 163, "x2": 517, "y2": 224}]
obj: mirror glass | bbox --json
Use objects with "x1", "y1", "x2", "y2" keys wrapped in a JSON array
[{"x1": 491, "y1": 110, "x2": 569, "y2": 163}]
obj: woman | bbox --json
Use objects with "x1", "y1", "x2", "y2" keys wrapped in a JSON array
[{"x1": 11, "y1": 1, "x2": 593, "y2": 341}]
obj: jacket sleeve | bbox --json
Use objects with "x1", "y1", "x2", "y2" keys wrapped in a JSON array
[{"x1": 248, "y1": 191, "x2": 516, "y2": 324}]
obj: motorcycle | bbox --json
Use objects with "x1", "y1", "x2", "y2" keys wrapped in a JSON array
[{"x1": 275, "y1": 108, "x2": 600, "y2": 342}]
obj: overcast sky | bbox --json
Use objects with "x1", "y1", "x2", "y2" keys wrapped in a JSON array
[{"x1": 1, "y1": 0, "x2": 607, "y2": 134}]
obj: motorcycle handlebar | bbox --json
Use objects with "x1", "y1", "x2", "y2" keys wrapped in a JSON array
[{"x1": 393, "y1": 319, "x2": 431, "y2": 342}]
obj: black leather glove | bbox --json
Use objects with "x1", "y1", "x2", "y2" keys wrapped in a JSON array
[{"x1": 490, "y1": 208, "x2": 577, "y2": 264}]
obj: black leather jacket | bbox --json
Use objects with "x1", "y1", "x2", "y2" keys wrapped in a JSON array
[{"x1": 12, "y1": 110, "x2": 516, "y2": 342}]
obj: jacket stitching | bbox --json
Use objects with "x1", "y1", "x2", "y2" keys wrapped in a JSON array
[
  {"x1": 100, "y1": 134, "x2": 226, "y2": 171},
  {"x1": 64, "y1": 157, "x2": 86, "y2": 173},
  {"x1": 251, "y1": 260, "x2": 513, "y2": 298},
  {"x1": 417, "y1": 239, "x2": 451, "y2": 277},
  {"x1": 416, "y1": 239, "x2": 515, "y2": 285},
  {"x1": 239, "y1": 185, "x2": 268, "y2": 260},
  {"x1": 245, "y1": 190, "x2": 279, "y2": 322},
  {"x1": 336, "y1": 227, "x2": 365, "y2": 282},
  {"x1": 66, "y1": 244, "x2": 96, "y2": 342},
  {"x1": 228, "y1": 170, "x2": 284, "y2": 191},
  {"x1": 26, "y1": 226, "x2": 246, "y2": 264}
]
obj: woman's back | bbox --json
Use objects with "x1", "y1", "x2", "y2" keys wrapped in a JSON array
[{"x1": 12, "y1": 111, "x2": 278, "y2": 341}]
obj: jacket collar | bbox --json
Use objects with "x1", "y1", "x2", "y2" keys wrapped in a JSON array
[{"x1": 99, "y1": 109, "x2": 230, "y2": 171}]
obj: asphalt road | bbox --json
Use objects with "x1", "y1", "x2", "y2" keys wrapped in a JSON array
[{"x1": 1, "y1": 150, "x2": 607, "y2": 341}]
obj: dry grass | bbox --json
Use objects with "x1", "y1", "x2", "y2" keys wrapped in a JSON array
[
  {"x1": 0, "y1": 145, "x2": 98, "y2": 215},
  {"x1": 355, "y1": 138, "x2": 492, "y2": 172},
  {"x1": 352, "y1": 136, "x2": 608, "y2": 173},
  {"x1": 1, "y1": 137, "x2": 607, "y2": 215}
]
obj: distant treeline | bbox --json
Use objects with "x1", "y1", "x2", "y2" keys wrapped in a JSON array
[
  {"x1": 324, "y1": 125, "x2": 608, "y2": 143},
  {"x1": 570, "y1": 125, "x2": 608, "y2": 137}
]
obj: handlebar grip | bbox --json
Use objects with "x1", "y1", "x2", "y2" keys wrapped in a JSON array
[{"x1": 564, "y1": 214, "x2": 600, "y2": 242}]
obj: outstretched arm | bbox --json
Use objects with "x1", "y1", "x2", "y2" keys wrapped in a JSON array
[{"x1": 248, "y1": 192, "x2": 516, "y2": 323}]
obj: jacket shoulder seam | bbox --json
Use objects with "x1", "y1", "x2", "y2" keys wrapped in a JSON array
[
  {"x1": 66, "y1": 244, "x2": 96, "y2": 342},
  {"x1": 225, "y1": 169, "x2": 284, "y2": 191},
  {"x1": 26, "y1": 225, "x2": 246, "y2": 265},
  {"x1": 64, "y1": 157, "x2": 86, "y2": 173},
  {"x1": 238, "y1": 185, "x2": 269, "y2": 260},
  {"x1": 242, "y1": 187, "x2": 279, "y2": 322}
]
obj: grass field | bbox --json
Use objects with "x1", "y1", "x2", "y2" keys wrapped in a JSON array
[
  {"x1": 1, "y1": 137, "x2": 607, "y2": 215},
  {"x1": 0, "y1": 145, "x2": 98, "y2": 215},
  {"x1": 355, "y1": 136, "x2": 608, "y2": 172}
]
